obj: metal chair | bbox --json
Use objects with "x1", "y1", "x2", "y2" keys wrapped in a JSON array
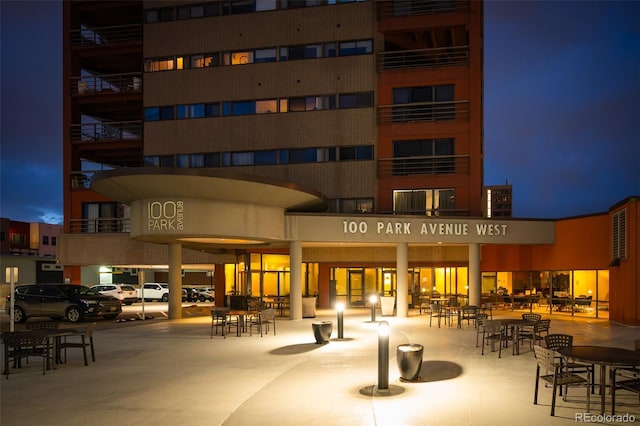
[
  {"x1": 459, "y1": 305, "x2": 478, "y2": 328},
  {"x1": 544, "y1": 333, "x2": 595, "y2": 394},
  {"x1": 474, "y1": 314, "x2": 489, "y2": 347},
  {"x1": 2, "y1": 331, "x2": 50, "y2": 378},
  {"x1": 480, "y1": 320, "x2": 505, "y2": 357},
  {"x1": 428, "y1": 304, "x2": 446, "y2": 328},
  {"x1": 250, "y1": 309, "x2": 276, "y2": 337},
  {"x1": 210, "y1": 308, "x2": 229, "y2": 338},
  {"x1": 533, "y1": 345, "x2": 590, "y2": 416}
]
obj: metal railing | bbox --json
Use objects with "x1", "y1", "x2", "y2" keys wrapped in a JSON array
[
  {"x1": 377, "y1": 154, "x2": 469, "y2": 177},
  {"x1": 377, "y1": 0, "x2": 467, "y2": 19},
  {"x1": 68, "y1": 218, "x2": 131, "y2": 234},
  {"x1": 377, "y1": 100, "x2": 469, "y2": 125},
  {"x1": 72, "y1": 73, "x2": 142, "y2": 96},
  {"x1": 378, "y1": 46, "x2": 469, "y2": 70},
  {"x1": 70, "y1": 121, "x2": 142, "y2": 142},
  {"x1": 70, "y1": 24, "x2": 142, "y2": 46}
]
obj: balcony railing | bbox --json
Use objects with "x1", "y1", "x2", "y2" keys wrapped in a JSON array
[
  {"x1": 377, "y1": 154, "x2": 470, "y2": 177},
  {"x1": 377, "y1": 0, "x2": 467, "y2": 19},
  {"x1": 378, "y1": 46, "x2": 469, "y2": 70},
  {"x1": 68, "y1": 218, "x2": 130, "y2": 234},
  {"x1": 378, "y1": 100, "x2": 469, "y2": 125},
  {"x1": 70, "y1": 24, "x2": 142, "y2": 46},
  {"x1": 72, "y1": 73, "x2": 142, "y2": 96},
  {"x1": 70, "y1": 121, "x2": 142, "y2": 142}
]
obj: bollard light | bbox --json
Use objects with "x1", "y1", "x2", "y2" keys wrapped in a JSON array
[
  {"x1": 5, "y1": 267, "x2": 18, "y2": 332},
  {"x1": 369, "y1": 294, "x2": 378, "y2": 322},
  {"x1": 336, "y1": 302, "x2": 345, "y2": 339},
  {"x1": 377, "y1": 321, "x2": 390, "y2": 390}
]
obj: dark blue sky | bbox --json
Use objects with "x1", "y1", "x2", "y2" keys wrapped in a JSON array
[{"x1": 1, "y1": 1, "x2": 639, "y2": 224}]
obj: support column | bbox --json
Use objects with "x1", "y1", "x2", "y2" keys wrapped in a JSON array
[
  {"x1": 168, "y1": 243, "x2": 182, "y2": 319},
  {"x1": 468, "y1": 243, "x2": 481, "y2": 307},
  {"x1": 396, "y1": 242, "x2": 408, "y2": 318},
  {"x1": 289, "y1": 240, "x2": 302, "y2": 320}
]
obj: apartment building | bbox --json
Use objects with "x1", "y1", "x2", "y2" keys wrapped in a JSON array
[{"x1": 59, "y1": 1, "x2": 638, "y2": 325}]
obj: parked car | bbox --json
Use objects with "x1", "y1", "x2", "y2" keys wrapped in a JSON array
[
  {"x1": 91, "y1": 284, "x2": 138, "y2": 305},
  {"x1": 6, "y1": 283, "x2": 122, "y2": 323},
  {"x1": 197, "y1": 288, "x2": 215, "y2": 302},
  {"x1": 138, "y1": 283, "x2": 169, "y2": 302},
  {"x1": 183, "y1": 287, "x2": 199, "y2": 302}
]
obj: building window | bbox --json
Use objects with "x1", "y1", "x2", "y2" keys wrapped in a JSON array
[
  {"x1": 612, "y1": 209, "x2": 627, "y2": 261},
  {"x1": 339, "y1": 198, "x2": 373, "y2": 214},
  {"x1": 393, "y1": 188, "x2": 455, "y2": 216},
  {"x1": 42, "y1": 236, "x2": 49, "y2": 245},
  {"x1": 82, "y1": 202, "x2": 128, "y2": 233},
  {"x1": 51, "y1": 237, "x2": 56, "y2": 246},
  {"x1": 392, "y1": 138, "x2": 455, "y2": 175},
  {"x1": 339, "y1": 145, "x2": 373, "y2": 161},
  {"x1": 392, "y1": 84, "x2": 455, "y2": 122}
]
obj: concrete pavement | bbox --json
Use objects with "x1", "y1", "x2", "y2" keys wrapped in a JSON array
[{"x1": 1, "y1": 308, "x2": 639, "y2": 426}]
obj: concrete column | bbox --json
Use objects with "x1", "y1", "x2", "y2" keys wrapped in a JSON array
[
  {"x1": 289, "y1": 240, "x2": 302, "y2": 320},
  {"x1": 168, "y1": 243, "x2": 182, "y2": 319},
  {"x1": 396, "y1": 242, "x2": 408, "y2": 318},
  {"x1": 468, "y1": 243, "x2": 481, "y2": 307}
]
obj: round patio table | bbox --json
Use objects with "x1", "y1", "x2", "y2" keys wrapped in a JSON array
[{"x1": 558, "y1": 345, "x2": 640, "y2": 414}]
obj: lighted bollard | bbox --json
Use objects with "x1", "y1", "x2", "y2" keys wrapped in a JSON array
[
  {"x1": 377, "y1": 321, "x2": 390, "y2": 390},
  {"x1": 369, "y1": 294, "x2": 378, "y2": 322},
  {"x1": 336, "y1": 302, "x2": 345, "y2": 339}
]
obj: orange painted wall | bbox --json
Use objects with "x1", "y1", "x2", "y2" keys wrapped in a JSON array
[{"x1": 482, "y1": 198, "x2": 639, "y2": 326}]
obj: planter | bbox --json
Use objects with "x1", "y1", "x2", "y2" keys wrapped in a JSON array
[
  {"x1": 396, "y1": 343, "x2": 423, "y2": 382},
  {"x1": 380, "y1": 296, "x2": 395, "y2": 316},
  {"x1": 302, "y1": 296, "x2": 317, "y2": 318},
  {"x1": 312, "y1": 321, "x2": 333, "y2": 344}
]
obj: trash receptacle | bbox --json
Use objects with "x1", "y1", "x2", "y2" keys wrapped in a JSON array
[
  {"x1": 396, "y1": 343, "x2": 423, "y2": 382},
  {"x1": 312, "y1": 321, "x2": 333, "y2": 344}
]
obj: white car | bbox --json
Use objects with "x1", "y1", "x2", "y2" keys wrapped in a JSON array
[
  {"x1": 197, "y1": 288, "x2": 215, "y2": 302},
  {"x1": 138, "y1": 283, "x2": 169, "y2": 302},
  {"x1": 91, "y1": 284, "x2": 138, "y2": 305}
]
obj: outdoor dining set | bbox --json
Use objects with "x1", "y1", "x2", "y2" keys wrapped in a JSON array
[{"x1": 1, "y1": 321, "x2": 95, "y2": 379}]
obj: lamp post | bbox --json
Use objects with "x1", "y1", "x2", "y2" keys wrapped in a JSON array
[
  {"x1": 377, "y1": 321, "x2": 390, "y2": 390},
  {"x1": 336, "y1": 302, "x2": 345, "y2": 339},
  {"x1": 369, "y1": 294, "x2": 378, "y2": 322},
  {"x1": 5, "y1": 267, "x2": 18, "y2": 332}
]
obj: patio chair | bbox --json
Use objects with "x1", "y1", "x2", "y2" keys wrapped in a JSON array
[
  {"x1": 544, "y1": 333, "x2": 595, "y2": 394},
  {"x1": 519, "y1": 319, "x2": 551, "y2": 350},
  {"x1": 25, "y1": 321, "x2": 60, "y2": 331},
  {"x1": 2, "y1": 331, "x2": 50, "y2": 378},
  {"x1": 522, "y1": 313, "x2": 542, "y2": 322},
  {"x1": 474, "y1": 314, "x2": 488, "y2": 347},
  {"x1": 210, "y1": 308, "x2": 229, "y2": 338},
  {"x1": 480, "y1": 320, "x2": 505, "y2": 357},
  {"x1": 250, "y1": 308, "x2": 276, "y2": 337},
  {"x1": 612, "y1": 367, "x2": 640, "y2": 415},
  {"x1": 533, "y1": 345, "x2": 590, "y2": 416},
  {"x1": 459, "y1": 305, "x2": 478, "y2": 328},
  {"x1": 429, "y1": 304, "x2": 446, "y2": 328}
]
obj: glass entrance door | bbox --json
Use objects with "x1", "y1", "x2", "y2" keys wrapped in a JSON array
[{"x1": 348, "y1": 270, "x2": 364, "y2": 306}]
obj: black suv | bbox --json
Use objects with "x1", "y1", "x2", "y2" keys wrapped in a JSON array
[{"x1": 6, "y1": 284, "x2": 122, "y2": 323}]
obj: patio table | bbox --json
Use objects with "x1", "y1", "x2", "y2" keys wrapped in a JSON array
[{"x1": 558, "y1": 345, "x2": 640, "y2": 414}]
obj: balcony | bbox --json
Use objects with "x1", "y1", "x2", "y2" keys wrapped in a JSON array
[
  {"x1": 377, "y1": 100, "x2": 469, "y2": 125},
  {"x1": 377, "y1": 154, "x2": 470, "y2": 177},
  {"x1": 70, "y1": 121, "x2": 142, "y2": 142},
  {"x1": 72, "y1": 73, "x2": 142, "y2": 96},
  {"x1": 68, "y1": 218, "x2": 130, "y2": 234},
  {"x1": 377, "y1": 0, "x2": 467, "y2": 19},
  {"x1": 378, "y1": 46, "x2": 468, "y2": 70},
  {"x1": 70, "y1": 24, "x2": 142, "y2": 46}
]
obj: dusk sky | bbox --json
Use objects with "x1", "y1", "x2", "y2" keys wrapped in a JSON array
[{"x1": 1, "y1": 1, "x2": 639, "y2": 225}]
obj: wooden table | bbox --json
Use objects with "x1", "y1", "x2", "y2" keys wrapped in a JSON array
[{"x1": 558, "y1": 345, "x2": 640, "y2": 414}]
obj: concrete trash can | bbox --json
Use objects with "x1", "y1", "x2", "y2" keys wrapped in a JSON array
[
  {"x1": 396, "y1": 343, "x2": 423, "y2": 381},
  {"x1": 380, "y1": 296, "x2": 395, "y2": 316},
  {"x1": 312, "y1": 321, "x2": 333, "y2": 344}
]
